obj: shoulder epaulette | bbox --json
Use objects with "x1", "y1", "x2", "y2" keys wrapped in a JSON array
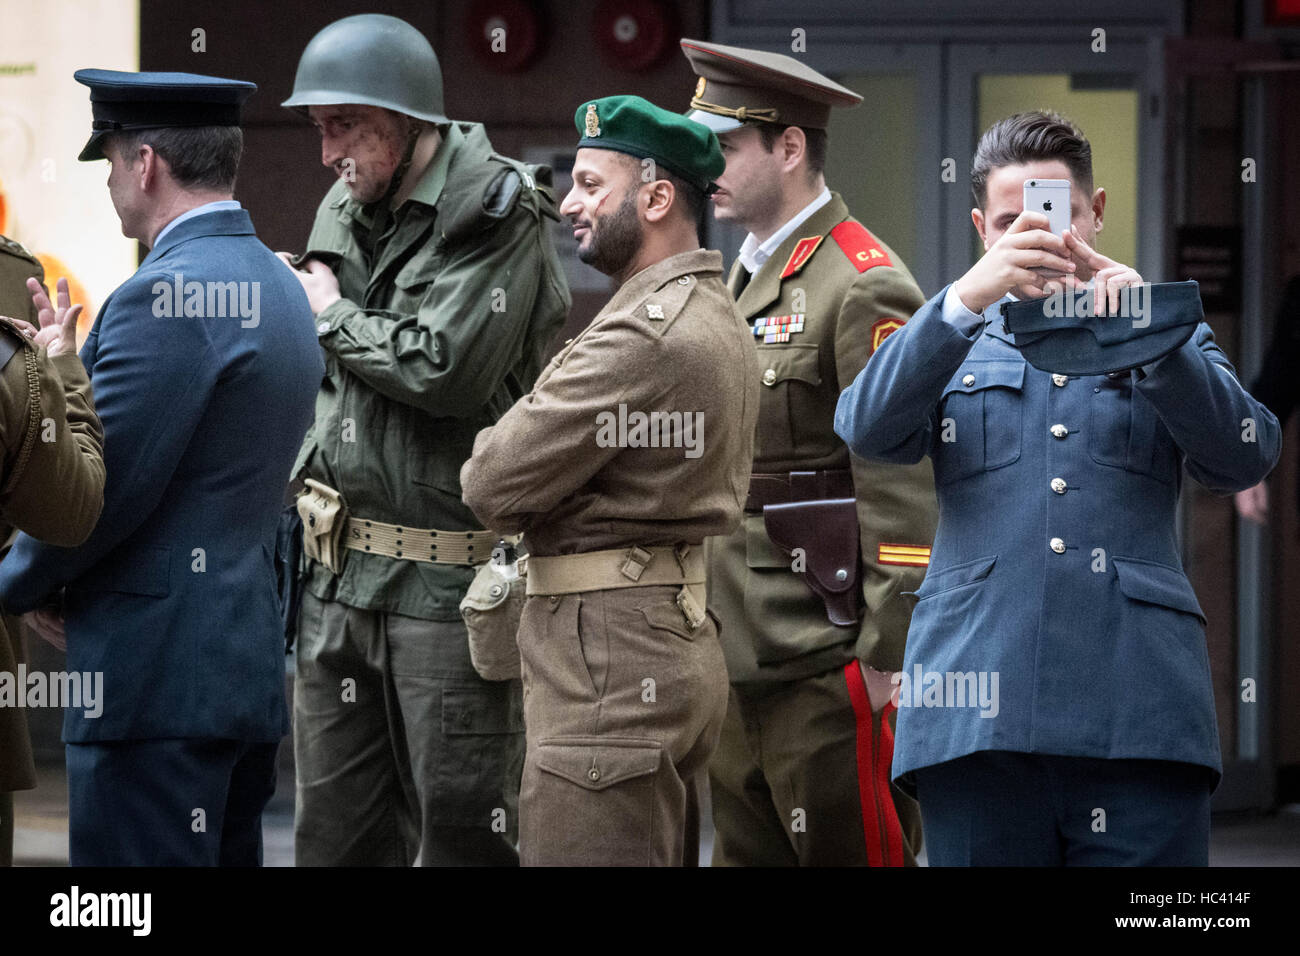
[
  {"x1": 830, "y1": 220, "x2": 893, "y2": 273},
  {"x1": 637, "y1": 272, "x2": 698, "y2": 330},
  {"x1": 0, "y1": 235, "x2": 40, "y2": 267}
]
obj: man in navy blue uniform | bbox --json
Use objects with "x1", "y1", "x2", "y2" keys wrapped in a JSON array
[
  {"x1": 0, "y1": 70, "x2": 323, "y2": 865},
  {"x1": 835, "y1": 111, "x2": 1281, "y2": 865}
]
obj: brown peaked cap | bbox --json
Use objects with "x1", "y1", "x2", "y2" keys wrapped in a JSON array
[{"x1": 680, "y1": 38, "x2": 862, "y2": 132}]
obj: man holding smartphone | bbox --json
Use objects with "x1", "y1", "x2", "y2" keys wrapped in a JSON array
[{"x1": 835, "y1": 111, "x2": 1280, "y2": 865}]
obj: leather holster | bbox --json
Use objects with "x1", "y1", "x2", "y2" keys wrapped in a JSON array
[{"x1": 762, "y1": 498, "x2": 863, "y2": 627}]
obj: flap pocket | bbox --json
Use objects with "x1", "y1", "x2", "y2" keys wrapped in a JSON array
[
  {"x1": 536, "y1": 737, "x2": 661, "y2": 791},
  {"x1": 941, "y1": 360, "x2": 1025, "y2": 398},
  {"x1": 442, "y1": 687, "x2": 522, "y2": 735},
  {"x1": 639, "y1": 601, "x2": 696, "y2": 641},
  {"x1": 758, "y1": 343, "x2": 821, "y2": 388},
  {"x1": 414, "y1": 464, "x2": 466, "y2": 496},
  {"x1": 744, "y1": 513, "x2": 790, "y2": 569},
  {"x1": 83, "y1": 545, "x2": 172, "y2": 597},
  {"x1": 411, "y1": 419, "x2": 477, "y2": 494},
  {"x1": 394, "y1": 255, "x2": 440, "y2": 290},
  {"x1": 911, "y1": 555, "x2": 997, "y2": 600},
  {"x1": 1113, "y1": 557, "x2": 1206, "y2": 622}
]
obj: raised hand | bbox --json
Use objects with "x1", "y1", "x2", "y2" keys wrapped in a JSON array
[
  {"x1": 952, "y1": 210, "x2": 1077, "y2": 314},
  {"x1": 28, "y1": 276, "x2": 83, "y2": 357},
  {"x1": 1063, "y1": 225, "x2": 1143, "y2": 316}
]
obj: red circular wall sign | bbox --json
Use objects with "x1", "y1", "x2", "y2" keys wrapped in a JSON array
[
  {"x1": 594, "y1": 0, "x2": 677, "y2": 71},
  {"x1": 466, "y1": 0, "x2": 544, "y2": 73}
]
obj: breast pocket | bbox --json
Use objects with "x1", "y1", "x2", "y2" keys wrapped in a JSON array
[
  {"x1": 1088, "y1": 374, "x2": 1177, "y2": 483},
  {"x1": 391, "y1": 256, "x2": 440, "y2": 312},
  {"x1": 755, "y1": 344, "x2": 826, "y2": 461},
  {"x1": 932, "y1": 360, "x2": 1025, "y2": 485}
]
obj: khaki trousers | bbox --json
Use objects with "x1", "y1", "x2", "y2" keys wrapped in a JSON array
[
  {"x1": 709, "y1": 662, "x2": 923, "y2": 866},
  {"x1": 293, "y1": 591, "x2": 524, "y2": 866},
  {"x1": 517, "y1": 584, "x2": 728, "y2": 866}
]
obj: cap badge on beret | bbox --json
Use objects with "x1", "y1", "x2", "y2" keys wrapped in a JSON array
[{"x1": 585, "y1": 103, "x2": 601, "y2": 138}]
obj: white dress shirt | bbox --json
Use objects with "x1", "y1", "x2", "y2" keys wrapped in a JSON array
[{"x1": 737, "y1": 187, "x2": 832, "y2": 275}]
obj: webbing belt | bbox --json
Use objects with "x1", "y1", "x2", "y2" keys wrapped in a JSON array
[
  {"x1": 526, "y1": 544, "x2": 705, "y2": 596},
  {"x1": 344, "y1": 516, "x2": 517, "y2": 566}
]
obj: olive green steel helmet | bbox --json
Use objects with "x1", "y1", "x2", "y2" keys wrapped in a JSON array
[{"x1": 281, "y1": 14, "x2": 449, "y2": 123}]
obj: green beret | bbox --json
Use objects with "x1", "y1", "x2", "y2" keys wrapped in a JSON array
[{"x1": 573, "y1": 94, "x2": 724, "y2": 193}]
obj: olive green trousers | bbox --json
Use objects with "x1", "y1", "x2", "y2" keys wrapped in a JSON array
[
  {"x1": 293, "y1": 591, "x2": 524, "y2": 866},
  {"x1": 709, "y1": 663, "x2": 923, "y2": 866}
]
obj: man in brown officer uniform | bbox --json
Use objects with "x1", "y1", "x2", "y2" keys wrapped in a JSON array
[
  {"x1": 682, "y1": 39, "x2": 937, "y2": 866},
  {"x1": 462, "y1": 95, "x2": 758, "y2": 866},
  {"x1": 0, "y1": 248, "x2": 106, "y2": 866}
]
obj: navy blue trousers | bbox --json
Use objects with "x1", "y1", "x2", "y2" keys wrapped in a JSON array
[
  {"x1": 913, "y1": 751, "x2": 1213, "y2": 866},
  {"x1": 66, "y1": 738, "x2": 279, "y2": 866}
]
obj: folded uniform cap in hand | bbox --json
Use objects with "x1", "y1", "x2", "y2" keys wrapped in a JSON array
[{"x1": 1001, "y1": 280, "x2": 1203, "y2": 376}]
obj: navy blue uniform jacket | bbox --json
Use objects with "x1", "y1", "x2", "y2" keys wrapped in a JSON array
[
  {"x1": 0, "y1": 208, "x2": 323, "y2": 743},
  {"x1": 834, "y1": 287, "x2": 1281, "y2": 788}
]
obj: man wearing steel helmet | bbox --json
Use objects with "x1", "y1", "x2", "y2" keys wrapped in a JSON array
[{"x1": 280, "y1": 14, "x2": 570, "y2": 867}]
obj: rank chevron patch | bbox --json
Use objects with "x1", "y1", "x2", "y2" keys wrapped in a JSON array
[{"x1": 877, "y1": 543, "x2": 931, "y2": 567}]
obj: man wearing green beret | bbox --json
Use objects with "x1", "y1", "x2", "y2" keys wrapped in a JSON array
[
  {"x1": 462, "y1": 95, "x2": 760, "y2": 866},
  {"x1": 682, "y1": 39, "x2": 936, "y2": 866}
]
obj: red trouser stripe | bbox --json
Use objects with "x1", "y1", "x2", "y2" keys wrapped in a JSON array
[{"x1": 844, "y1": 661, "x2": 905, "y2": 867}]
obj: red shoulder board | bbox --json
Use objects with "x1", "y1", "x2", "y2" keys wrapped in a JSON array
[
  {"x1": 831, "y1": 221, "x2": 892, "y2": 272},
  {"x1": 780, "y1": 235, "x2": 825, "y2": 279},
  {"x1": 870, "y1": 317, "x2": 904, "y2": 355}
]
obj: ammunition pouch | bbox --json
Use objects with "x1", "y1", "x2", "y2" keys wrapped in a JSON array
[
  {"x1": 297, "y1": 479, "x2": 348, "y2": 575},
  {"x1": 762, "y1": 498, "x2": 863, "y2": 627},
  {"x1": 460, "y1": 554, "x2": 528, "y2": 682}
]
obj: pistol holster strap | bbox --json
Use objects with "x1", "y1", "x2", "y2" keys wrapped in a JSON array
[
  {"x1": 344, "y1": 517, "x2": 517, "y2": 566},
  {"x1": 526, "y1": 545, "x2": 705, "y2": 596},
  {"x1": 746, "y1": 469, "x2": 854, "y2": 513},
  {"x1": 763, "y1": 497, "x2": 863, "y2": 627}
]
